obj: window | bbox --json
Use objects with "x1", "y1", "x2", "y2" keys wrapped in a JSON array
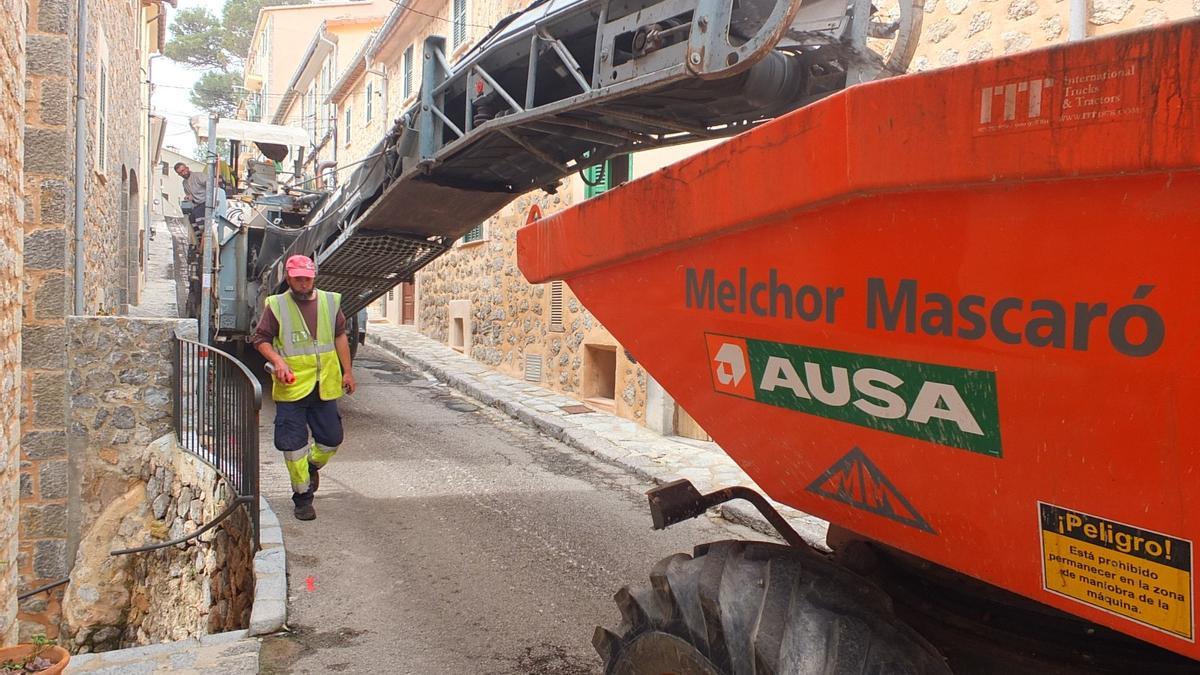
[
  {"x1": 366, "y1": 81, "x2": 373, "y2": 122},
  {"x1": 261, "y1": 20, "x2": 272, "y2": 111},
  {"x1": 344, "y1": 106, "x2": 351, "y2": 145},
  {"x1": 259, "y1": 22, "x2": 270, "y2": 73},
  {"x1": 320, "y1": 63, "x2": 333, "y2": 138},
  {"x1": 97, "y1": 63, "x2": 108, "y2": 170},
  {"x1": 452, "y1": 0, "x2": 468, "y2": 49},
  {"x1": 461, "y1": 223, "x2": 483, "y2": 243},
  {"x1": 402, "y1": 45, "x2": 413, "y2": 99},
  {"x1": 248, "y1": 92, "x2": 262, "y2": 122},
  {"x1": 583, "y1": 156, "x2": 631, "y2": 199}
]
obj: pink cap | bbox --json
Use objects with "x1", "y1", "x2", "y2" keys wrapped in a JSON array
[{"x1": 285, "y1": 255, "x2": 316, "y2": 278}]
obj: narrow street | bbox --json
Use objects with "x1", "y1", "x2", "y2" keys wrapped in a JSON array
[{"x1": 257, "y1": 346, "x2": 768, "y2": 675}]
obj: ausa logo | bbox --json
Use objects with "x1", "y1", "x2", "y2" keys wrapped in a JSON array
[
  {"x1": 706, "y1": 334, "x2": 754, "y2": 398},
  {"x1": 703, "y1": 333, "x2": 1002, "y2": 456},
  {"x1": 808, "y1": 448, "x2": 935, "y2": 533}
]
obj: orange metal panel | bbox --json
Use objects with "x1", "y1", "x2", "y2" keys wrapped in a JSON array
[{"x1": 518, "y1": 21, "x2": 1200, "y2": 659}]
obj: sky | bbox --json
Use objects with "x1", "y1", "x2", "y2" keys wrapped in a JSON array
[{"x1": 152, "y1": 0, "x2": 227, "y2": 158}]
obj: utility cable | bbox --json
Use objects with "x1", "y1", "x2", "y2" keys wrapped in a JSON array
[{"x1": 385, "y1": 0, "x2": 493, "y2": 29}]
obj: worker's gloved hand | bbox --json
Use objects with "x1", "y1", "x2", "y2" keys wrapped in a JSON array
[
  {"x1": 342, "y1": 371, "x2": 356, "y2": 395},
  {"x1": 274, "y1": 362, "x2": 296, "y2": 385}
]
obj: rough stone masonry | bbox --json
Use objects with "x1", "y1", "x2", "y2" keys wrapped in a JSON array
[{"x1": 0, "y1": 0, "x2": 27, "y2": 647}]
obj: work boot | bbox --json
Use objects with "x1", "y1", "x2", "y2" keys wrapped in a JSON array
[
  {"x1": 292, "y1": 492, "x2": 316, "y2": 521},
  {"x1": 308, "y1": 461, "x2": 320, "y2": 494}
]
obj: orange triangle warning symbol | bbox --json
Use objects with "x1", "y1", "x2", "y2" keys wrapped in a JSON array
[{"x1": 806, "y1": 448, "x2": 935, "y2": 534}]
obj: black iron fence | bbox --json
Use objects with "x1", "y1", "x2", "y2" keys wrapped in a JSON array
[{"x1": 170, "y1": 337, "x2": 262, "y2": 549}]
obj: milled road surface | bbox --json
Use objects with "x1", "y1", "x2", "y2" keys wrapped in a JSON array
[{"x1": 258, "y1": 346, "x2": 768, "y2": 674}]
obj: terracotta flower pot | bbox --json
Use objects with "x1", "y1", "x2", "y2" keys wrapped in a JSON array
[{"x1": 0, "y1": 644, "x2": 70, "y2": 674}]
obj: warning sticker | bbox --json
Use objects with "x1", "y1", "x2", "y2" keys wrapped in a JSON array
[
  {"x1": 808, "y1": 448, "x2": 935, "y2": 534},
  {"x1": 1040, "y1": 502, "x2": 1193, "y2": 641}
]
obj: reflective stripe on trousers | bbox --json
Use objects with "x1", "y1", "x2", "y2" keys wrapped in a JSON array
[{"x1": 283, "y1": 443, "x2": 339, "y2": 494}]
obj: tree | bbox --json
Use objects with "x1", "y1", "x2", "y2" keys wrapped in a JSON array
[
  {"x1": 163, "y1": 7, "x2": 230, "y2": 70},
  {"x1": 190, "y1": 71, "x2": 244, "y2": 118},
  {"x1": 165, "y1": 0, "x2": 304, "y2": 117}
]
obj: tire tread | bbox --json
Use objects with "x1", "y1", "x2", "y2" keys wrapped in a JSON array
[{"x1": 598, "y1": 540, "x2": 950, "y2": 675}]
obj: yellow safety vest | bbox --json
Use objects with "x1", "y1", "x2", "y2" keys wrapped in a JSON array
[{"x1": 267, "y1": 290, "x2": 344, "y2": 402}]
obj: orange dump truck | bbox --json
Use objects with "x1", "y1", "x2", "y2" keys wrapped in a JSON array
[{"x1": 518, "y1": 19, "x2": 1200, "y2": 674}]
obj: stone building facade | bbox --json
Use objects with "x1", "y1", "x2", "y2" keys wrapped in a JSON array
[
  {"x1": 910, "y1": 0, "x2": 1196, "y2": 70},
  {"x1": 0, "y1": 0, "x2": 26, "y2": 647},
  {"x1": 20, "y1": 0, "x2": 167, "y2": 638},
  {"x1": 400, "y1": 0, "x2": 1200, "y2": 439}
]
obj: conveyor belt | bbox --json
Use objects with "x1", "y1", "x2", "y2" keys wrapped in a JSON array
[{"x1": 262, "y1": 0, "x2": 921, "y2": 316}]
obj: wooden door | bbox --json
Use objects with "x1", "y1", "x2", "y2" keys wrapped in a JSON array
[
  {"x1": 401, "y1": 282, "x2": 415, "y2": 325},
  {"x1": 673, "y1": 405, "x2": 711, "y2": 442}
]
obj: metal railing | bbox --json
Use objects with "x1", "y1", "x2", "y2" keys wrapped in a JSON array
[{"x1": 166, "y1": 337, "x2": 262, "y2": 549}]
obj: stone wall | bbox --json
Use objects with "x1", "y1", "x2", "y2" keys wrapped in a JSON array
[
  {"x1": 0, "y1": 0, "x2": 25, "y2": 647},
  {"x1": 416, "y1": 192, "x2": 652, "y2": 424},
  {"x1": 63, "y1": 436, "x2": 253, "y2": 652},
  {"x1": 127, "y1": 448, "x2": 253, "y2": 645},
  {"x1": 66, "y1": 317, "x2": 186, "y2": 536},
  {"x1": 19, "y1": 0, "x2": 76, "y2": 638},
  {"x1": 52, "y1": 316, "x2": 181, "y2": 646},
  {"x1": 909, "y1": 0, "x2": 1196, "y2": 71},
  {"x1": 60, "y1": 317, "x2": 253, "y2": 651},
  {"x1": 20, "y1": 0, "x2": 148, "y2": 635}
]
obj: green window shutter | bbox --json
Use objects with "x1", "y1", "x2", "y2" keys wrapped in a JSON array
[
  {"x1": 583, "y1": 163, "x2": 608, "y2": 199},
  {"x1": 462, "y1": 224, "x2": 483, "y2": 243},
  {"x1": 584, "y1": 155, "x2": 631, "y2": 199},
  {"x1": 403, "y1": 46, "x2": 413, "y2": 98},
  {"x1": 453, "y1": 0, "x2": 467, "y2": 47}
]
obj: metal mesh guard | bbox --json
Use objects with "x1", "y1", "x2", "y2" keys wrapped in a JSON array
[{"x1": 318, "y1": 232, "x2": 448, "y2": 315}]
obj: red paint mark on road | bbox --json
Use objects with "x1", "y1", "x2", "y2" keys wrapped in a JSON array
[{"x1": 305, "y1": 576, "x2": 316, "y2": 592}]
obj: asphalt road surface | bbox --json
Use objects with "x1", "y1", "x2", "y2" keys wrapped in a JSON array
[{"x1": 258, "y1": 345, "x2": 768, "y2": 674}]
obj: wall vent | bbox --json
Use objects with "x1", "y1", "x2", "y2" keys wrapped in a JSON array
[
  {"x1": 524, "y1": 354, "x2": 544, "y2": 383},
  {"x1": 549, "y1": 280, "x2": 564, "y2": 332}
]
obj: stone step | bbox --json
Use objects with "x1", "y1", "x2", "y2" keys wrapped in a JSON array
[{"x1": 66, "y1": 630, "x2": 258, "y2": 674}]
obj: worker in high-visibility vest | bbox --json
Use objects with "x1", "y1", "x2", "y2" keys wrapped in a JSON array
[{"x1": 252, "y1": 255, "x2": 357, "y2": 521}]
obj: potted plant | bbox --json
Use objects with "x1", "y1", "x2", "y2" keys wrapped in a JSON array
[{"x1": 0, "y1": 635, "x2": 69, "y2": 674}]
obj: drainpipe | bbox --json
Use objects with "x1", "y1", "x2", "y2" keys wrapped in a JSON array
[
  {"x1": 367, "y1": 56, "x2": 388, "y2": 129},
  {"x1": 199, "y1": 116, "x2": 217, "y2": 345},
  {"x1": 315, "y1": 159, "x2": 337, "y2": 189},
  {"x1": 1068, "y1": 0, "x2": 1087, "y2": 40},
  {"x1": 144, "y1": 54, "x2": 162, "y2": 293},
  {"x1": 73, "y1": 0, "x2": 89, "y2": 314}
]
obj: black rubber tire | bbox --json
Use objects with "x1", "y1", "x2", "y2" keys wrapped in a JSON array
[{"x1": 594, "y1": 540, "x2": 951, "y2": 675}]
